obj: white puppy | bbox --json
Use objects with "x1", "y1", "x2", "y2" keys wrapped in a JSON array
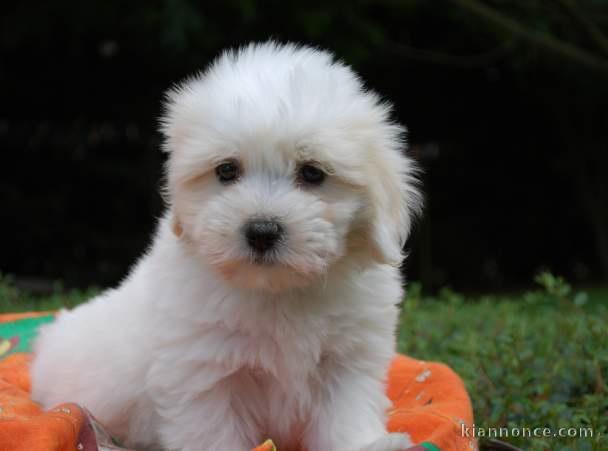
[{"x1": 31, "y1": 42, "x2": 421, "y2": 451}]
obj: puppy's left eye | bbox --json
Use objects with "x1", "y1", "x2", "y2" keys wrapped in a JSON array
[
  {"x1": 298, "y1": 164, "x2": 326, "y2": 186},
  {"x1": 215, "y1": 160, "x2": 240, "y2": 184}
]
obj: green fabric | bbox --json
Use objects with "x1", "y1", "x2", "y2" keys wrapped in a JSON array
[
  {"x1": 0, "y1": 315, "x2": 55, "y2": 356},
  {"x1": 420, "y1": 442, "x2": 440, "y2": 451}
]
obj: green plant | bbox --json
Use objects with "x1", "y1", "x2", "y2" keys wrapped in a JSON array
[
  {"x1": 399, "y1": 274, "x2": 607, "y2": 450},
  {"x1": 0, "y1": 273, "x2": 98, "y2": 313}
]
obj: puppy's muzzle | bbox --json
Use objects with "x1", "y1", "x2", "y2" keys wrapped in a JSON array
[{"x1": 244, "y1": 219, "x2": 283, "y2": 254}]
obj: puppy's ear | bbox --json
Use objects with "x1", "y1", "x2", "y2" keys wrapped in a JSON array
[{"x1": 367, "y1": 146, "x2": 421, "y2": 265}]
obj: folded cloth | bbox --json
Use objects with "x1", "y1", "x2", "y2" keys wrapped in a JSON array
[{"x1": 0, "y1": 312, "x2": 476, "y2": 451}]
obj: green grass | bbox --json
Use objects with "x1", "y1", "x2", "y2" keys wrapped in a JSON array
[
  {"x1": 399, "y1": 273, "x2": 607, "y2": 451},
  {"x1": 587, "y1": 286, "x2": 608, "y2": 306},
  {"x1": 0, "y1": 275, "x2": 98, "y2": 313},
  {"x1": 0, "y1": 272, "x2": 606, "y2": 450}
]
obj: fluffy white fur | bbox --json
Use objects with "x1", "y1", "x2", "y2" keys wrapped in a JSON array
[{"x1": 31, "y1": 42, "x2": 421, "y2": 451}]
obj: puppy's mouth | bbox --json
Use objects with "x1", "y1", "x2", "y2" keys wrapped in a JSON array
[{"x1": 248, "y1": 251, "x2": 281, "y2": 266}]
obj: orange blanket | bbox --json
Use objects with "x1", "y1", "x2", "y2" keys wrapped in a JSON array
[{"x1": 0, "y1": 312, "x2": 475, "y2": 451}]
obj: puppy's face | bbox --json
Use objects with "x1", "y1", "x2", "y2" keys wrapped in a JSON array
[{"x1": 162, "y1": 43, "x2": 420, "y2": 292}]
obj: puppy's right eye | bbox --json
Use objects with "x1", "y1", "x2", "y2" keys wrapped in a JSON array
[
  {"x1": 297, "y1": 164, "x2": 326, "y2": 186},
  {"x1": 215, "y1": 161, "x2": 240, "y2": 184}
]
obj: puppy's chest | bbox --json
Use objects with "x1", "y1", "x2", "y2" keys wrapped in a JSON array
[
  {"x1": 197, "y1": 296, "x2": 356, "y2": 382},
  {"x1": 242, "y1": 319, "x2": 329, "y2": 380},
  {"x1": 173, "y1": 302, "x2": 345, "y2": 386}
]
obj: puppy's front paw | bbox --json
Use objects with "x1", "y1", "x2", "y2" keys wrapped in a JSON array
[{"x1": 357, "y1": 432, "x2": 413, "y2": 451}]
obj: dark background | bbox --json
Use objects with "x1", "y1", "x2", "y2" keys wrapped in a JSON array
[{"x1": 2, "y1": 0, "x2": 607, "y2": 292}]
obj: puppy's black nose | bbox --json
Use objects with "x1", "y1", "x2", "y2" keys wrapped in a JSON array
[{"x1": 245, "y1": 219, "x2": 283, "y2": 253}]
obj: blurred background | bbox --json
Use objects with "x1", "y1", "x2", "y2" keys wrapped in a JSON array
[{"x1": 2, "y1": 0, "x2": 607, "y2": 293}]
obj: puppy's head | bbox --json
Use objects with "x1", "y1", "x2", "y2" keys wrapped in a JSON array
[{"x1": 161, "y1": 42, "x2": 421, "y2": 292}]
